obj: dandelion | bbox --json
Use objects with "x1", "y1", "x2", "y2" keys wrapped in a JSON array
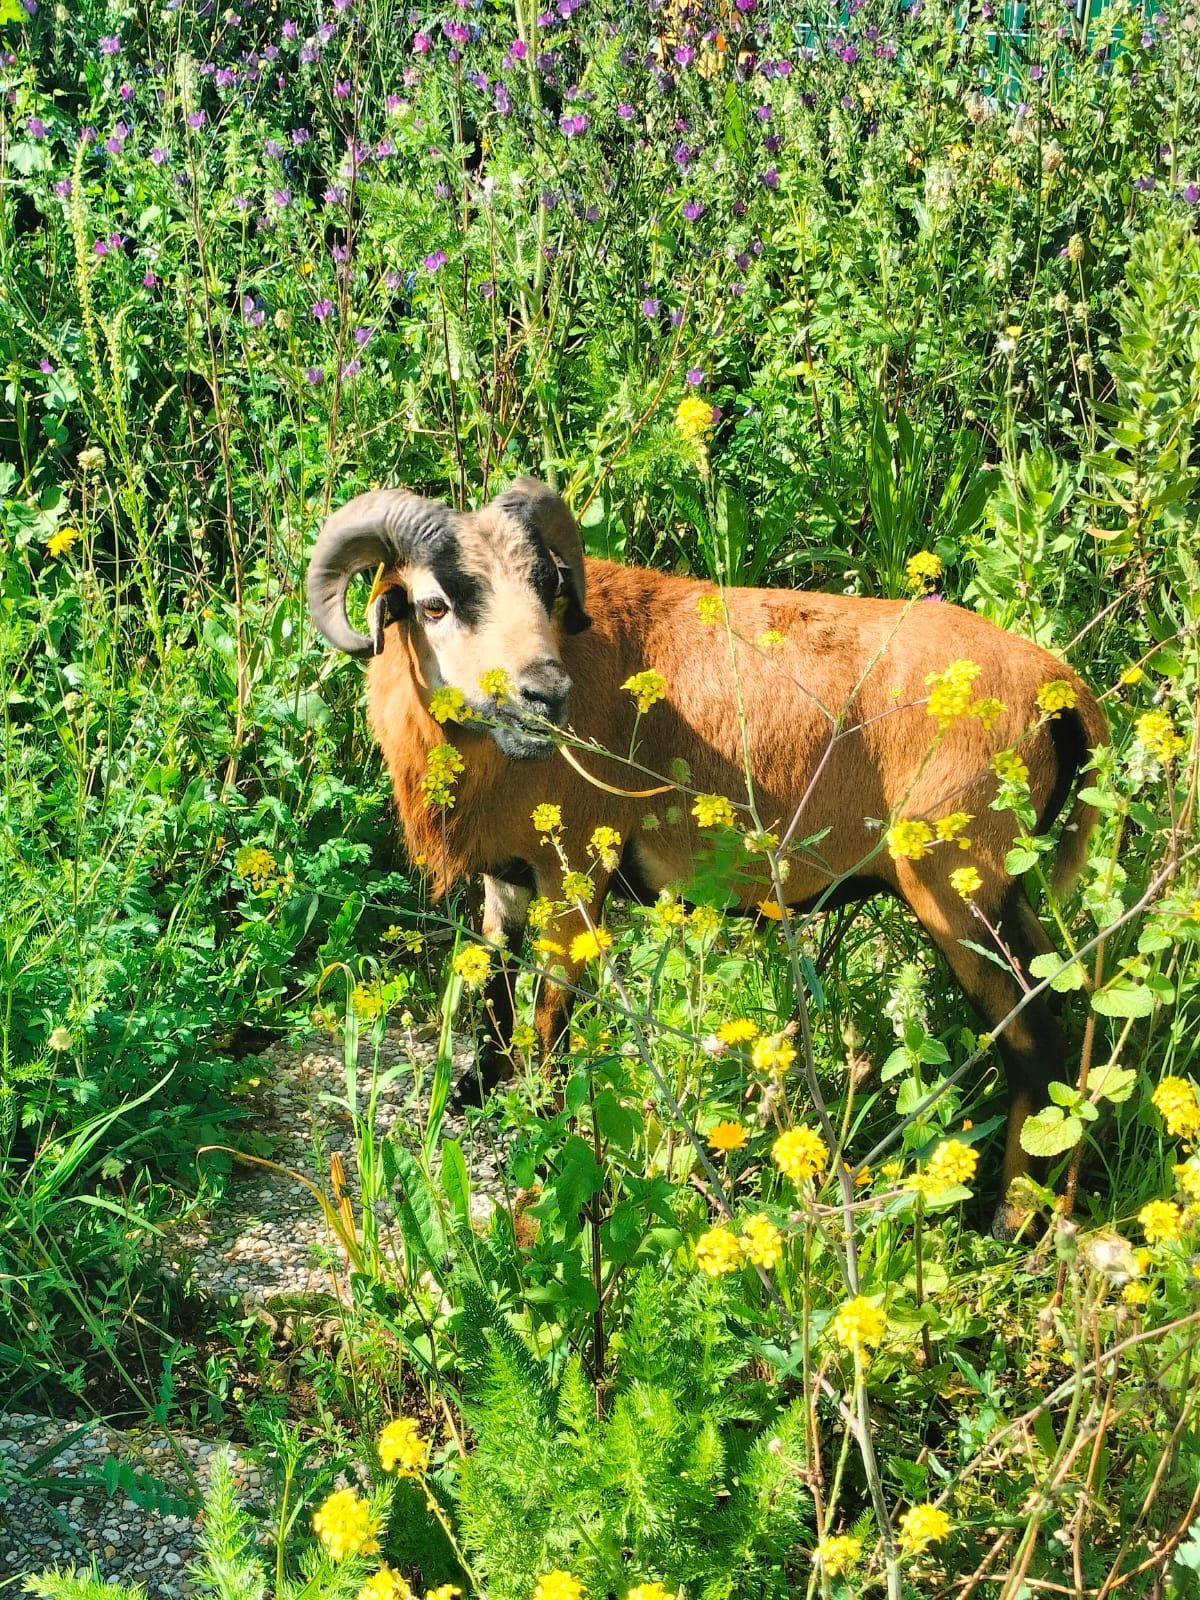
[
  {"x1": 478, "y1": 668, "x2": 513, "y2": 702},
  {"x1": 531, "y1": 803, "x2": 563, "y2": 834},
  {"x1": 312, "y1": 1487, "x2": 381, "y2": 1561},
  {"x1": 773, "y1": 1126, "x2": 828, "y2": 1184},
  {"x1": 235, "y1": 845, "x2": 276, "y2": 891},
  {"x1": 813, "y1": 1534, "x2": 862, "y2": 1577},
  {"x1": 906, "y1": 551, "x2": 943, "y2": 592},
  {"x1": 676, "y1": 395, "x2": 714, "y2": 442},
  {"x1": 45, "y1": 526, "x2": 81, "y2": 557},
  {"x1": 898, "y1": 1502, "x2": 951, "y2": 1555},
  {"x1": 428, "y1": 686, "x2": 472, "y2": 724},
  {"x1": 717, "y1": 1018, "x2": 759, "y2": 1044},
  {"x1": 359, "y1": 1570, "x2": 415, "y2": 1600},
  {"x1": 622, "y1": 669, "x2": 668, "y2": 712},
  {"x1": 692, "y1": 793, "x2": 737, "y2": 829},
  {"x1": 1036, "y1": 679, "x2": 1077, "y2": 717},
  {"x1": 377, "y1": 1417, "x2": 429, "y2": 1476},
  {"x1": 925, "y1": 658, "x2": 982, "y2": 726},
  {"x1": 533, "y1": 1575, "x2": 584, "y2": 1600},
  {"x1": 708, "y1": 1120, "x2": 749, "y2": 1153},
  {"x1": 696, "y1": 593, "x2": 724, "y2": 624},
  {"x1": 741, "y1": 1213, "x2": 783, "y2": 1268},
  {"x1": 1139, "y1": 1199, "x2": 1183, "y2": 1244},
  {"x1": 992, "y1": 748, "x2": 1030, "y2": 786},
  {"x1": 453, "y1": 945, "x2": 492, "y2": 987},
  {"x1": 757, "y1": 897, "x2": 784, "y2": 920},
  {"x1": 950, "y1": 865, "x2": 982, "y2": 900},
  {"x1": 830, "y1": 1295, "x2": 887, "y2": 1357},
  {"x1": 887, "y1": 819, "x2": 935, "y2": 861},
  {"x1": 532, "y1": 938, "x2": 565, "y2": 957},
  {"x1": 751, "y1": 1033, "x2": 796, "y2": 1077},
  {"x1": 423, "y1": 743, "x2": 464, "y2": 808},
  {"x1": 1120, "y1": 665, "x2": 1144, "y2": 685},
  {"x1": 588, "y1": 826, "x2": 622, "y2": 870},
  {"x1": 1136, "y1": 711, "x2": 1186, "y2": 763},
  {"x1": 1151, "y1": 1077, "x2": 1200, "y2": 1140},
  {"x1": 569, "y1": 927, "x2": 612, "y2": 963},
  {"x1": 696, "y1": 1224, "x2": 743, "y2": 1276}
]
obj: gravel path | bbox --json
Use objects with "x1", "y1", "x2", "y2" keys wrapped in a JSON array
[{"x1": 0, "y1": 1029, "x2": 514, "y2": 1595}]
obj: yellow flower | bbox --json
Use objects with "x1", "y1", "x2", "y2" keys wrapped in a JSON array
[
  {"x1": 740, "y1": 1213, "x2": 783, "y2": 1268},
  {"x1": 717, "y1": 1018, "x2": 759, "y2": 1044},
  {"x1": 696, "y1": 1224, "x2": 743, "y2": 1276},
  {"x1": 925, "y1": 658, "x2": 982, "y2": 726},
  {"x1": 773, "y1": 1126, "x2": 829, "y2": 1184},
  {"x1": 756, "y1": 897, "x2": 784, "y2": 920},
  {"x1": 675, "y1": 394, "x2": 714, "y2": 442},
  {"x1": 689, "y1": 904, "x2": 722, "y2": 938},
  {"x1": 992, "y1": 748, "x2": 1029, "y2": 786},
  {"x1": 562, "y1": 870, "x2": 592, "y2": 901},
  {"x1": 897, "y1": 1502, "x2": 951, "y2": 1555},
  {"x1": 708, "y1": 1120, "x2": 749, "y2": 1153},
  {"x1": 1139, "y1": 1199, "x2": 1183, "y2": 1244},
  {"x1": 1036, "y1": 679, "x2": 1077, "y2": 717},
  {"x1": 1136, "y1": 711, "x2": 1186, "y2": 764},
  {"x1": 692, "y1": 793, "x2": 737, "y2": 829},
  {"x1": 45, "y1": 526, "x2": 81, "y2": 557},
  {"x1": 425, "y1": 1588, "x2": 462, "y2": 1600},
  {"x1": 235, "y1": 845, "x2": 276, "y2": 891},
  {"x1": 742, "y1": 828, "x2": 779, "y2": 854},
  {"x1": 478, "y1": 667, "x2": 513, "y2": 702},
  {"x1": 428, "y1": 686, "x2": 472, "y2": 724},
  {"x1": 1120, "y1": 665, "x2": 1144, "y2": 685},
  {"x1": 453, "y1": 945, "x2": 492, "y2": 987},
  {"x1": 969, "y1": 695, "x2": 1006, "y2": 730},
  {"x1": 751, "y1": 1033, "x2": 796, "y2": 1077},
  {"x1": 423, "y1": 743, "x2": 464, "y2": 808},
  {"x1": 887, "y1": 819, "x2": 935, "y2": 861},
  {"x1": 757, "y1": 628, "x2": 787, "y2": 650},
  {"x1": 934, "y1": 811, "x2": 972, "y2": 843},
  {"x1": 1123, "y1": 1280, "x2": 1151, "y2": 1306},
  {"x1": 813, "y1": 1533, "x2": 862, "y2": 1577},
  {"x1": 1174, "y1": 1160, "x2": 1200, "y2": 1203},
  {"x1": 830, "y1": 1295, "x2": 888, "y2": 1357},
  {"x1": 908, "y1": 1138, "x2": 980, "y2": 1193},
  {"x1": 588, "y1": 826, "x2": 622, "y2": 870},
  {"x1": 533, "y1": 1574, "x2": 585, "y2": 1600},
  {"x1": 527, "y1": 896, "x2": 555, "y2": 931},
  {"x1": 950, "y1": 866, "x2": 982, "y2": 900},
  {"x1": 312, "y1": 1487, "x2": 381, "y2": 1562},
  {"x1": 569, "y1": 927, "x2": 612, "y2": 963},
  {"x1": 652, "y1": 897, "x2": 686, "y2": 929},
  {"x1": 531, "y1": 803, "x2": 563, "y2": 834},
  {"x1": 626, "y1": 1586, "x2": 670, "y2": 1600},
  {"x1": 352, "y1": 982, "x2": 383, "y2": 1020},
  {"x1": 377, "y1": 1417, "x2": 429, "y2": 1477},
  {"x1": 905, "y1": 551, "x2": 943, "y2": 592},
  {"x1": 622, "y1": 669, "x2": 668, "y2": 713},
  {"x1": 532, "y1": 937, "x2": 565, "y2": 957},
  {"x1": 1151, "y1": 1077, "x2": 1200, "y2": 1140},
  {"x1": 359, "y1": 1569, "x2": 415, "y2": 1600},
  {"x1": 695, "y1": 593, "x2": 724, "y2": 624}
]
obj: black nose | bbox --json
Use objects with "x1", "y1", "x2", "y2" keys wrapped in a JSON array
[{"x1": 519, "y1": 660, "x2": 572, "y2": 725}]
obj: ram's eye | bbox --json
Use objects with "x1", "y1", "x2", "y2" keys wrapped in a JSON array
[{"x1": 420, "y1": 598, "x2": 449, "y2": 622}]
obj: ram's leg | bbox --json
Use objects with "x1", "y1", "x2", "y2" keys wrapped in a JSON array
[
  {"x1": 450, "y1": 871, "x2": 532, "y2": 1111},
  {"x1": 531, "y1": 866, "x2": 612, "y2": 1081},
  {"x1": 898, "y1": 871, "x2": 1067, "y2": 1237}
]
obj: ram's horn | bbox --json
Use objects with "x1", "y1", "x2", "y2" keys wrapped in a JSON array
[{"x1": 494, "y1": 476, "x2": 592, "y2": 634}]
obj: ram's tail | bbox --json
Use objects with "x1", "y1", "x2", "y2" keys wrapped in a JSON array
[{"x1": 1045, "y1": 684, "x2": 1110, "y2": 898}]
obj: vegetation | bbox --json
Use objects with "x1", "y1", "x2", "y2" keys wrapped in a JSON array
[{"x1": 2, "y1": 0, "x2": 1200, "y2": 1593}]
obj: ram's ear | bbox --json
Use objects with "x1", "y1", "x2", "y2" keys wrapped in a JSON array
[
  {"x1": 365, "y1": 568, "x2": 410, "y2": 657},
  {"x1": 495, "y1": 475, "x2": 592, "y2": 634}
]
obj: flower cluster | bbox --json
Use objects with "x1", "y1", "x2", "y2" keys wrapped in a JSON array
[
  {"x1": 423, "y1": 743, "x2": 464, "y2": 808},
  {"x1": 428, "y1": 686, "x2": 471, "y2": 724},
  {"x1": 813, "y1": 1533, "x2": 862, "y2": 1576},
  {"x1": 934, "y1": 811, "x2": 973, "y2": 846},
  {"x1": 886, "y1": 819, "x2": 934, "y2": 860},
  {"x1": 453, "y1": 945, "x2": 492, "y2": 987},
  {"x1": 1139, "y1": 1198, "x2": 1183, "y2": 1244},
  {"x1": 377, "y1": 1416, "x2": 429, "y2": 1477},
  {"x1": 950, "y1": 865, "x2": 982, "y2": 899},
  {"x1": 235, "y1": 844, "x2": 277, "y2": 891},
  {"x1": 906, "y1": 1138, "x2": 979, "y2": 1194},
  {"x1": 358, "y1": 1571, "x2": 414, "y2": 1600},
  {"x1": 772, "y1": 1126, "x2": 829, "y2": 1184},
  {"x1": 898, "y1": 1502, "x2": 952, "y2": 1555},
  {"x1": 675, "y1": 394, "x2": 715, "y2": 442},
  {"x1": 312, "y1": 1487, "x2": 381, "y2": 1562},
  {"x1": 533, "y1": 1573, "x2": 584, "y2": 1600},
  {"x1": 532, "y1": 803, "x2": 563, "y2": 834},
  {"x1": 588, "y1": 826, "x2": 622, "y2": 870},
  {"x1": 1036, "y1": 678, "x2": 1078, "y2": 716},
  {"x1": 695, "y1": 593, "x2": 724, "y2": 625},
  {"x1": 695, "y1": 1224, "x2": 743, "y2": 1276},
  {"x1": 906, "y1": 550, "x2": 943, "y2": 591},
  {"x1": 925, "y1": 658, "x2": 983, "y2": 726},
  {"x1": 740, "y1": 1213, "x2": 783, "y2": 1268},
  {"x1": 692, "y1": 793, "x2": 737, "y2": 829},
  {"x1": 478, "y1": 667, "x2": 513, "y2": 702},
  {"x1": 751, "y1": 1032, "x2": 796, "y2": 1077},
  {"x1": 992, "y1": 748, "x2": 1030, "y2": 786},
  {"x1": 1151, "y1": 1076, "x2": 1200, "y2": 1141},
  {"x1": 1135, "y1": 710, "x2": 1186, "y2": 763},
  {"x1": 830, "y1": 1295, "x2": 888, "y2": 1358},
  {"x1": 622, "y1": 669, "x2": 668, "y2": 713}
]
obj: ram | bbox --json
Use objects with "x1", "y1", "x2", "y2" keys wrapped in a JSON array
[{"x1": 307, "y1": 476, "x2": 1107, "y2": 1232}]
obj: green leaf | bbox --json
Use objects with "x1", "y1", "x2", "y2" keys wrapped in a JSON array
[
  {"x1": 1029, "y1": 951, "x2": 1087, "y2": 992},
  {"x1": 1088, "y1": 1063, "x2": 1137, "y2": 1104},
  {"x1": 1091, "y1": 982, "x2": 1155, "y2": 1018},
  {"x1": 1020, "y1": 1106, "x2": 1083, "y2": 1157},
  {"x1": 1005, "y1": 846, "x2": 1042, "y2": 876}
]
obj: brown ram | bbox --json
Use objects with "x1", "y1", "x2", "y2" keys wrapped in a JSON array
[{"x1": 307, "y1": 476, "x2": 1108, "y2": 1232}]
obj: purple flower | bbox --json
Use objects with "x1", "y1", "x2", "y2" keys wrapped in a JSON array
[
  {"x1": 495, "y1": 81, "x2": 511, "y2": 113},
  {"x1": 640, "y1": 297, "x2": 660, "y2": 318},
  {"x1": 99, "y1": 34, "x2": 122, "y2": 54},
  {"x1": 187, "y1": 111, "x2": 206, "y2": 130},
  {"x1": 1183, "y1": 182, "x2": 1199, "y2": 204},
  {"x1": 242, "y1": 295, "x2": 264, "y2": 325},
  {"x1": 39, "y1": 358, "x2": 54, "y2": 374},
  {"x1": 150, "y1": 146, "x2": 169, "y2": 165},
  {"x1": 1029, "y1": 62, "x2": 1045, "y2": 80},
  {"x1": 331, "y1": 243, "x2": 349, "y2": 264},
  {"x1": 143, "y1": 270, "x2": 157, "y2": 288},
  {"x1": 670, "y1": 308, "x2": 685, "y2": 329},
  {"x1": 673, "y1": 142, "x2": 692, "y2": 167},
  {"x1": 334, "y1": 78, "x2": 352, "y2": 98},
  {"x1": 93, "y1": 238, "x2": 110, "y2": 256},
  {"x1": 264, "y1": 138, "x2": 286, "y2": 157},
  {"x1": 119, "y1": 83, "x2": 133, "y2": 100},
  {"x1": 304, "y1": 366, "x2": 324, "y2": 385},
  {"x1": 80, "y1": 127, "x2": 97, "y2": 144},
  {"x1": 755, "y1": 104, "x2": 772, "y2": 121},
  {"x1": 340, "y1": 358, "x2": 363, "y2": 380},
  {"x1": 412, "y1": 30, "x2": 430, "y2": 51},
  {"x1": 311, "y1": 298, "x2": 334, "y2": 319},
  {"x1": 215, "y1": 67, "x2": 235, "y2": 88},
  {"x1": 759, "y1": 166, "x2": 779, "y2": 189},
  {"x1": 422, "y1": 250, "x2": 447, "y2": 272},
  {"x1": 616, "y1": 101, "x2": 634, "y2": 119},
  {"x1": 375, "y1": 139, "x2": 394, "y2": 159},
  {"x1": 682, "y1": 199, "x2": 705, "y2": 221},
  {"x1": 27, "y1": 117, "x2": 45, "y2": 140},
  {"x1": 479, "y1": 278, "x2": 495, "y2": 298},
  {"x1": 273, "y1": 188, "x2": 292, "y2": 207},
  {"x1": 686, "y1": 367, "x2": 704, "y2": 386},
  {"x1": 105, "y1": 135, "x2": 123, "y2": 156},
  {"x1": 559, "y1": 112, "x2": 589, "y2": 135},
  {"x1": 299, "y1": 42, "x2": 320, "y2": 63},
  {"x1": 1133, "y1": 175, "x2": 1156, "y2": 193},
  {"x1": 282, "y1": 17, "x2": 298, "y2": 37},
  {"x1": 764, "y1": 132, "x2": 782, "y2": 155},
  {"x1": 353, "y1": 325, "x2": 373, "y2": 346},
  {"x1": 54, "y1": 178, "x2": 72, "y2": 197},
  {"x1": 317, "y1": 22, "x2": 336, "y2": 42},
  {"x1": 840, "y1": 44, "x2": 858, "y2": 62},
  {"x1": 674, "y1": 44, "x2": 694, "y2": 65},
  {"x1": 386, "y1": 93, "x2": 402, "y2": 113},
  {"x1": 290, "y1": 127, "x2": 310, "y2": 146},
  {"x1": 509, "y1": 37, "x2": 527, "y2": 58},
  {"x1": 443, "y1": 18, "x2": 468, "y2": 42}
]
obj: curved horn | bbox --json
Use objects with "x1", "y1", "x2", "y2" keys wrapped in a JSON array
[
  {"x1": 496, "y1": 475, "x2": 592, "y2": 633},
  {"x1": 306, "y1": 490, "x2": 454, "y2": 658}
]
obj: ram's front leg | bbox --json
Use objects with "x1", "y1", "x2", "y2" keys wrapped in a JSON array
[
  {"x1": 532, "y1": 865, "x2": 612, "y2": 1073},
  {"x1": 450, "y1": 870, "x2": 532, "y2": 1110}
]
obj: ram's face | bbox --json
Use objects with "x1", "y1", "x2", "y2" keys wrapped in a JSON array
[{"x1": 396, "y1": 503, "x2": 577, "y2": 761}]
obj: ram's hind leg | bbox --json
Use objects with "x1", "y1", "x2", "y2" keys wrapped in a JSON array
[
  {"x1": 898, "y1": 871, "x2": 1067, "y2": 1237},
  {"x1": 450, "y1": 870, "x2": 532, "y2": 1111}
]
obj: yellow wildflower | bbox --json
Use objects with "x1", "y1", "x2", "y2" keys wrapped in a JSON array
[
  {"x1": 992, "y1": 748, "x2": 1029, "y2": 786},
  {"x1": 1139, "y1": 1199, "x2": 1183, "y2": 1244},
  {"x1": 887, "y1": 819, "x2": 935, "y2": 861},
  {"x1": 692, "y1": 793, "x2": 737, "y2": 829},
  {"x1": 423, "y1": 743, "x2": 464, "y2": 808},
  {"x1": 1151, "y1": 1077, "x2": 1200, "y2": 1140},
  {"x1": 717, "y1": 1018, "x2": 759, "y2": 1044},
  {"x1": 758, "y1": 628, "x2": 786, "y2": 650},
  {"x1": 569, "y1": 927, "x2": 612, "y2": 963},
  {"x1": 533, "y1": 1574, "x2": 585, "y2": 1600},
  {"x1": 312, "y1": 1487, "x2": 381, "y2": 1562},
  {"x1": 532, "y1": 938, "x2": 566, "y2": 957},
  {"x1": 531, "y1": 803, "x2": 563, "y2": 834},
  {"x1": 527, "y1": 896, "x2": 555, "y2": 931},
  {"x1": 773, "y1": 1126, "x2": 829, "y2": 1184},
  {"x1": 1173, "y1": 1160, "x2": 1200, "y2": 1203},
  {"x1": 626, "y1": 1587, "x2": 669, "y2": 1600},
  {"x1": 695, "y1": 592, "x2": 724, "y2": 625},
  {"x1": 925, "y1": 658, "x2": 982, "y2": 726},
  {"x1": 45, "y1": 526, "x2": 81, "y2": 558},
  {"x1": 689, "y1": 904, "x2": 722, "y2": 937},
  {"x1": 377, "y1": 1417, "x2": 429, "y2": 1477},
  {"x1": 588, "y1": 826, "x2": 622, "y2": 870},
  {"x1": 426, "y1": 1588, "x2": 462, "y2": 1600},
  {"x1": 708, "y1": 1120, "x2": 749, "y2": 1153},
  {"x1": 950, "y1": 866, "x2": 982, "y2": 900},
  {"x1": 813, "y1": 1533, "x2": 862, "y2": 1577},
  {"x1": 905, "y1": 551, "x2": 943, "y2": 592},
  {"x1": 428, "y1": 686, "x2": 471, "y2": 724},
  {"x1": 1123, "y1": 1280, "x2": 1151, "y2": 1306},
  {"x1": 1036, "y1": 679, "x2": 1077, "y2": 717},
  {"x1": 1120, "y1": 665, "x2": 1144, "y2": 685},
  {"x1": 235, "y1": 845, "x2": 276, "y2": 891},
  {"x1": 562, "y1": 870, "x2": 592, "y2": 901},
  {"x1": 909, "y1": 1138, "x2": 979, "y2": 1192},
  {"x1": 969, "y1": 695, "x2": 1006, "y2": 730},
  {"x1": 1136, "y1": 711, "x2": 1186, "y2": 763},
  {"x1": 358, "y1": 1570, "x2": 415, "y2": 1600},
  {"x1": 478, "y1": 667, "x2": 513, "y2": 702},
  {"x1": 830, "y1": 1295, "x2": 887, "y2": 1357},
  {"x1": 622, "y1": 669, "x2": 668, "y2": 713},
  {"x1": 897, "y1": 1502, "x2": 951, "y2": 1555},
  {"x1": 453, "y1": 945, "x2": 492, "y2": 987},
  {"x1": 652, "y1": 897, "x2": 686, "y2": 929},
  {"x1": 740, "y1": 1213, "x2": 783, "y2": 1268},
  {"x1": 675, "y1": 394, "x2": 714, "y2": 442},
  {"x1": 757, "y1": 897, "x2": 784, "y2": 920},
  {"x1": 695, "y1": 1225, "x2": 743, "y2": 1276},
  {"x1": 751, "y1": 1032, "x2": 796, "y2": 1077},
  {"x1": 352, "y1": 982, "x2": 383, "y2": 1020},
  {"x1": 934, "y1": 811, "x2": 973, "y2": 845}
]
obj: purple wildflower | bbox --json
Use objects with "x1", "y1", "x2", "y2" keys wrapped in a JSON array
[
  {"x1": 40, "y1": 358, "x2": 54, "y2": 374},
  {"x1": 282, "y1": 17, "x2": 298, "y2": 37},
  {"x1": 290, "y1": 127, "x2": 310, "y2": 145},
  {"x1": 412, "y1": 30, "x2": 430, "y2": 51},
  {"x1": 264, "y1": 138, "x2": 286, "y2": 157},
  {"x1": 353, "y1": 326, "x2": 373, "y2": 346},
  {"x1": 150, "y1": 147, "x2": 169, "y2": 165},
  {"x1": 686, "y1": 367, "x2": 703, "y2": 385},
  {"x1": 559, "y1": 112, "x2": 589, "y2": 135},
  {"x1": 187, "y1": 111, "x2": 206, "y2": 129},
  {"x1": 304, "y1": 367, "x2": 324, "y2": 385},
  {"x1": 640, "y1": 297, "x2": 660, "y2": 318},
  {"x1": 617, "y1": 101, "x2": 634, "y2": 119},
  {"x1": 119, "y1": 83, "x2": 133, "y2": 100},
  {"x1": 1183, "y1": 182, "x2": 1199, "y2": 204},
  {"x1": 674, "y1": 44, "x2": 694, "y2": 65},
  {"x1": 273, "y1": 188, "x2": 292, "y2": 207},
  {"x1": 99, "y1": 34, "x2": 122, "y2": 53},
  {"x1": 311, "y1": 298, "x2": 334, "y2": 320},
  {"x1": 54, "y1": 178, "x2": 71, "y2": 197},
  {"x1": 759, "y1": 167, "x2": 779, "y2": 189},
  {"x1": 509, "y1": 37, "x2": 527, "y2": 58},
  {"x1": 422, "y1": 250, "x2": 447, "y2": 271},
  {"x1": 143, "y1": 270, "x2": 157, "y2": 288},
  {"x1": 242, "y1": 295, "x2": 264, "y2": 325},
  {"x1": 323, "y1": 185, "x2": 346, "y2": 205},
  {"x1": 27, "y1": 117, "x2": 45, "y2": 140},
  {"x1": 682, "y1": 199, "x2": 705, "y2": 221}
]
